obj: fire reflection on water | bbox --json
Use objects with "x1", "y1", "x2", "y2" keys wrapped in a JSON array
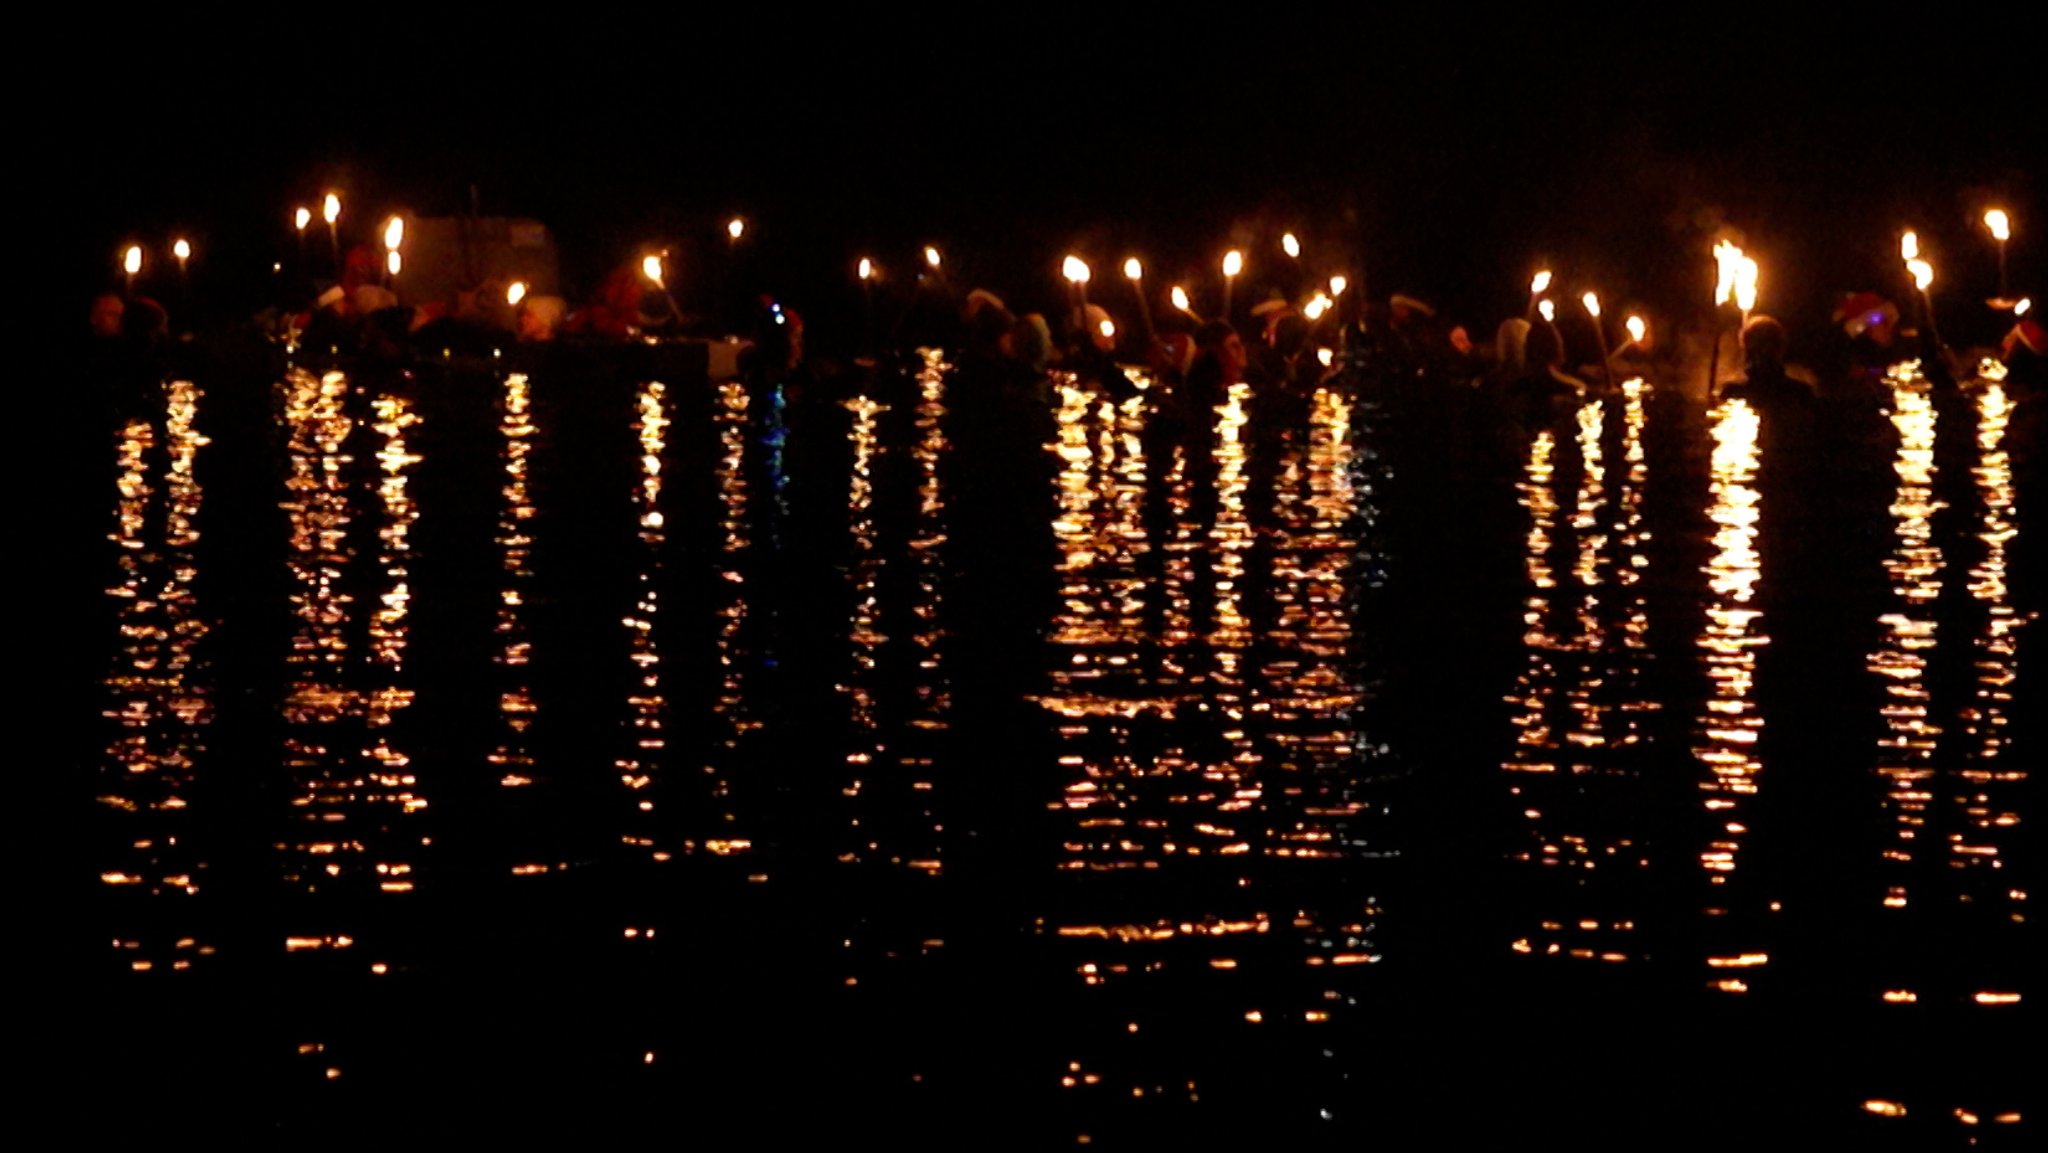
[
  {"x1": 99, "y1": 379, "x2": 214, "y2": 968},
  {"x1": 1692, "y1": 397, "x2": 1767, "y2": 986},
  {"x1": 278, "y1": 369, "x2": 425, "y2": 902},
  {"x1": 618, "y1": 379, "x2": 671, "y2": 862},
  {"x1": 1504, "y1": 382, "x2": 1659, "y2": 965}
]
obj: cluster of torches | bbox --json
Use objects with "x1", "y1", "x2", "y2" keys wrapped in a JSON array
[{"x1": 117, "y1": 196, "x2": 2025, "y2": 357}]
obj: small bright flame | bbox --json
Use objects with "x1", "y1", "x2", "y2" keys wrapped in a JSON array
[
  {"x1": 1328, "y1": 275, "x2": 1347, "y2": 297},
  {"x1": 2017, "y1": 297, "x2": 2032, "y2": 317},
  {"x1": 1171, "y1": 286, "x2": 1192, "y2": 312},
  {"x1": 1984, "y1": 209, "x2": 2009, "y2": 242},
  {"x1": 1098, "y1": 318, "x2": 1115, "y2": 339},
  {"x1": 1538, "y1": 299, "x2": 1555, "y2": 323},
  {"x1": 1317, "y1": 347, "x2": 1334, "y2": 367},
  {"x1": 1063, "y1": 255, "x2": 1090, "y2": 284},
  {"x1": 728, "y1": 217, "x2": 745, "y2": 240},
  {"x1": 1900, "y1": 230, "x2": 1919, "y2": 261},
  {"x1": 294, "y1": 206, "x2": 311, "y2": 231},
  {"x1": 323, "y1": 193, "x2": 341, "y2": 225},
  {"x1": 1531, "y1": 269, "x2": 1552, "y2": 295},
  {"x1": 387, "y1": 250, "x2": 402, "y2": 277},
  {"x1": 1222, "y1": 250, "x2": 1243, "y2": 277},
  {"x1": 173, "y1": 238, "x2": 191, "y2": 261},
  {"x1": 642, "y1": 255, "x2": 664, "y2": 287},
  {"x1": 1907, "y1": 258, "x2": 1933, "y2": 292},
  {"x1": 858, "y1": 257, "x2": 873, "y2": 281},
  {"x1": 1123, "y1": 257, "x2": 1143, "y2": 280},
  {"x1": 383, "y1": 216, "x2": 403, "y2": 252},
  {"x1": 123, "y1": 245, "x2": 142, "y2": 275},
  {"x1": 1581, "y1": 291, "x2": 1601, "y2": 318},
  {"x1": 1626, "y1": 315, "x2": 1646, "y2": 343},
  {"x1": 507, "y1": 281, "x2": 527, "y2": 307},
  {"x1": 924, "y1": 245, "x2": 941, "y2": 268},
  {"x1": 1282, "y1": 232, "x2": 1300, "y2": 259},
  {"x1": 1302, "y1": 293, "x2": 1331, "y2": 320},
  {"x1": 1734, "y1": 257, "x2": 1759, "y2": 313},
  {"x1": 1714, "y1": 241, "x2": 1743, "y2": 305}
]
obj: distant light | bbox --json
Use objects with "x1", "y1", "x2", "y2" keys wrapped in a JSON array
[
  {"x1": 1062, "y1": 255, "x2": 1090, "y2": 284},
  {"x1": 1900, "y1": 230, "x2": 1919, "y2": 261},
  {"x1": 294, "y1": 206, "x2": 312, "y2": 231},
  {"x1": 1581, "y1": 291, "x2": 1601, "y2": 318},
  {"x1": 1328, "y1": 275, "x2": 1347, "y2": 297},
  {"x1": 387, "y1": 250, "x2": 402, "y2": 277},
  {"x1": 2017, "y1": 297, "x2": 2032, "y2": 317},
  {"x1": 1538, "y1": 299, "x2": 1555, "y2": 323},
  {"x1": 1984, "y1": 209, "x2": 2010, "y2": 242},
  {"x1": 642, "y1": 255, "x2": 665, "y2": 286},
  {"x1": 1171, "y1": 286, "x2": 1193, "y2": 312},
  {"x1": 1222, "y1": 250, "x2": 1243, "y2": 278},
  {"x1": 1530, "y1": 270, "x2": 1552, "y2": 295},
  {"x1": 857, "y1": 257, "x2": 872, "y2": 281},
  {"x1": 123, "y1": 245, "x2": 142, "y2": 275},
  {"x1": 1317, "y1": 347, "x2": 1334, "y2": 367},
  {"x1": 507, "y1": 281, "x2": 527, "y2": 307},
  {"x1": 383, "y1": 216, "x2": 403, "y2": 252},
  {"x1": 173, "y1": 238, "x2": 191, "y2": 261},
  {"x1": 924, "y1": 245, "x2": 941, "y2": 268},
  {"x1": 1626, "y1": 315, "x2": 1647, "y2": 343},
  {"x1": 728, "y1": 217, "x2": 745, "y2": 240},
  {"x1": 1123, "y1": 257, "x2": 1143, "y2": 281},
  {"x1": 1302, "y1": 293, "x2": 1331, "y2": 320},
  {"x1": 323, "y1": 193, "x2": 341, "y2": 225},
  {"x1": 1907, "y1": 258, "x2": 1933, "y2": 291},
  {"x1": 1098, "y1": 318, "x2": 1115, "y2": 339},
  {"x1": 272, "y1": 262, "x2": 282, "y2": 272},
  {"x1": 1281, "y1": 232, "x2": 1300, "y2": 259}
]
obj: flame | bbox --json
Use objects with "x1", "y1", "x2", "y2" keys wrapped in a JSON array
[
  {"x1": 506, "y1": 281, "x2": 527, "y2": 306},
  {"x1": 173, "y1": 238, "x2": 191, "y2": 261},
  {"x1": 1530, "y1": 269, "x2": 1552, "y2": 295},
  {"x1": 1328, "y1": 275, "x2": 1347, "y2": 297},
  {"x1": 1063, "y1": 255, "x2": 1090, "y2": 284},
  {"x1": 924, "y1": 245, "x2": 941, "y2": 268},
  {"x1": 1626, "y1": 315, "x2": 1647, "y2": 343},
  {"x1": 642, "y1": 255, "x2": 664, "y2": 286},
  {"x1": 1281, "y1": 232, "x2": 1301, "y2": 259},
  {"x1": 857, "y1": 257, "x2": 872, "y2": 281},
  {"x1": 1222, "y1": 249, "x2": 1243, "y2": 277},
  {"x1": 1581, "y1": 291, "x2": 1601, "y2": 318},
  {"x1": 1734, "y1": 257, "x2": 1759, "y2": 313},
  {"x1": 1123, "y1": 257, "x2": 1143, "y2": 280},
  {"x1": 294, "y1": 206, "x2": 312, "y2": 231},
  {"x1": 387, "y1": 250, "x2": 402, "y2": 277},
  {"x1": 1098, "y1": 318, "x2": 1115, "y2": 339},
  {"x1": 1900, "y1": 230, "x2": 1919, "y2": 261},
  {"x1": 1713, "y1": 241, "x2": 1743, "y2": 305},
  {"x1": 1907, "y1": 258, "x2": 1933, "y2": 291},
  {"x1": 323, "y1": 193, "x2": 341, "y2": 225},
  {"x1": 728, "y1": 217, "x2": 745, "y2": 240},
  {"x1": 123, "y1": 245, "x2": 142, "y2": 275},
  {"x1": 1171, "y1": 286, "x2": 1192, "y2": 312},
  {"x1": 1317, "y1": 347, "x2": 1334, "y2": 367},
  {"x1": 1984, "y1": 209, "x2": 2009, "y2": 242},
  {"x1": 1538, "y1": 299, "x2": 1555, "y2": 323},
  {"x1": 383, "y1": 216, "x2": 404, "y2": 251},
  {"x1": 1302, "y1": 293, "x2": 1331, "y2": 320},
  {"x1": 2017, "y1": 297, "x2": 2031, "y2": 317}
]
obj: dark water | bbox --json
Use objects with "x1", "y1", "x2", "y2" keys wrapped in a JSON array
[{"x1": 83, "y1": 347, "x2": 2035, "y2": 1145}]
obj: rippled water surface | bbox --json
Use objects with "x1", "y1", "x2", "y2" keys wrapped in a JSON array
[{"x1": 83, "y1": 349, "x2": 2035, "y2": 1145}]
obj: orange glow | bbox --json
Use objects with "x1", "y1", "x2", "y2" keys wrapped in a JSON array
[
  {"x1": 1171, "y1": 286, "x2": 1193, "y2": 313},
  {"x1": 1281, "y1": 232, "x2": 1300, "y2": 258},
  {"x1": 506, "y1": 281, "x2": 527, "y2": 306},
  {"x1": 1713, "y1": 240, "x2": 1743, "y2": 305},
  {"x1": 1581, "y1": 291, "x2": 1601, "y2": 318},
  {"x1": 122, "y1": 245, "x2": 142, "y2": 275},
  {"x1": 1984, "y1": 209, "x2": 2009, "y2": 241},
  {"x1": 323, "y1": 193, "x2": 340, "y2": 225},
  {"x1": 386, "y1": 251, "x2": 401, "y2": 277},
  {"x1": 294, "y1": 206, "x2": 312, "y2": 231},
  {"x1": 728, "y1": 217, "x2": 745, "y2": 240},
  {"x1": 1626, "y1": 315, "x2": 1647, "y2": 343},
  {"x1": 1973, "y1": 991, "x2": 2020, "y2": 1005},
  {"x1": 924, "y1": 245, "x2": 941, "y2": 268},
  {"x1": 1222, "y1": 250, "x2": 1243, "y2": 277},
  {"x1": 1538, "y1": 299, "x2": 1555, "y2": 323},
  {"x1": 1123, "y1": 257, "x2": 1143, "y2": 280},
  {"x1": 1328, "y1": 275, "x2": 1347, "y2": 296},
  {"x1": 1907, "y1": 258, "x2": 1933, "y2": 291},
  {"x1": 383, "y1": 216, "x2": 403, "y2": 251},
  {"x1": 857, "y1": 257, "x2": 872, "y2": 281},
  {"x1": 1098, "y1": 318, "x2": 1115, "y2": 339},
  {"x1": 1900, "y1": 230, "x2": 1919, "y2": 261},
  {"x1": 1863, "y1": 1100, "x2": 1907, "y2": 1118},
  {"x1": 642, "y1": 254, "x2": 665, "y2": 286},
  {"x1": 173, "y1": 238, "x2": 191, "y2": 261},
  {"x1": 1530, "y1": 269, "x2": 1552, "y2": 295},
  {"x1": 1063, "y1": 255, "x2": 1091, "y2": 284}
]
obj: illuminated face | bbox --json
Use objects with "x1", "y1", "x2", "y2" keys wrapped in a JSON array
[{"x1": 92, "y1": 293, "x2": 125, "y2": 337}]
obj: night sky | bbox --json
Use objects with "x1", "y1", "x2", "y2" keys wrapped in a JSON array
[{"x1": 56, "y1": 23, "x2": 2035, "y2": 339}]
